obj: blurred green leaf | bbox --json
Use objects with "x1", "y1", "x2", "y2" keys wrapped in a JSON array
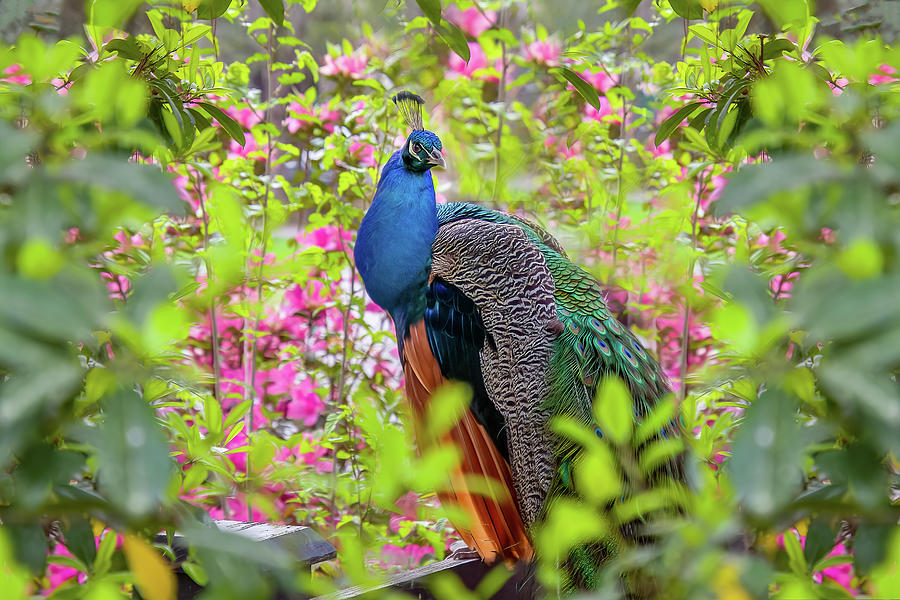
[
  {"x1": 728, "y1": 390, "x2": 806, "y2": 519},
  {"x1": 62, "y1": 516, "x2": 98, "y2": 572},
  {"x1": 593, "y1": 376, "x2": 633, "y2": 445},
  {"x1": 95, "y1": 389, "x2": 173, "y2": 517}
]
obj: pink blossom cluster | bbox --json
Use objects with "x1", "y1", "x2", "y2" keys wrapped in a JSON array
[
  {"x1": 448, "y1": 42, "x2": 500, "y2": 81},
  {"x1": 320, "y1": 49, "x2": 368, "y2": 79},
  {"x1": 778, "y1": 528, "x2": 858, "y2": 595},
  {"x1": 445, "y1": 5, "x2": 496, "y2": 38}
]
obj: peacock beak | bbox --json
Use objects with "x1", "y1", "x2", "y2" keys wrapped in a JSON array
[{"x1": 426, "y1": 147, "x2": 446, "y2": 169}]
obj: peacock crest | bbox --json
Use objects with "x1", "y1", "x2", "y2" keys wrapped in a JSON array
[{"x1": 392, "y1": 90, "x2": 425, "y2": 131}]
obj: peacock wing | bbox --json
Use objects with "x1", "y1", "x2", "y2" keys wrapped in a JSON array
[
  {"x1": 402, "y1": 320, "x2": 533, "y2": 562},
  {"x1": 430, "y1": 218, "x2": 560, "y2": 528}
]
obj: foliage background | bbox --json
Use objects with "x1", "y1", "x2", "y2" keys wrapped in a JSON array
[{"x1": 0, "y1": 0, "x2": 898, "y2": 598}]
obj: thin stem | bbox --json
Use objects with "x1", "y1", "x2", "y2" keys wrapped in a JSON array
[
  {"x1": 491, "y1": 9, "x2": 507, "y2": 205},
  {"x1": 679, "y1": 167, "x2": 708, "y2": 401},
  {"x1": 331, "y1": 239, "x2": 362, "y2": 535},
  {"x1": 197, "y1": 171, "x2": 222, "y2": 403},
  {"x1": 244, "y1": 22, "x2": 276, "y2": 522},
  {"x1": 610, "y1": 73, "x2": 629, "y2": 272}
]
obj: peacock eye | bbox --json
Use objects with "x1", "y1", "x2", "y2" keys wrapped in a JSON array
[{"x1": 411, "y1": 141, "x2": 422, "y2": 154}]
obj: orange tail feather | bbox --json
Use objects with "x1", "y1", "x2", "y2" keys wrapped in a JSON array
[{"x1": 403, "y1": 321, "x2": 533, "y2": 562}]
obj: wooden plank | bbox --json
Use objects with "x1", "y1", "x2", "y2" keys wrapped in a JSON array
[{"x1": 320, "y1": 546, "x2": 538, "y2": 600}]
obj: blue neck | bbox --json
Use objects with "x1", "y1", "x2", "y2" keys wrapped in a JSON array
[{"x1": 354, "y1": 151, "x2": 439, "y2": 333}]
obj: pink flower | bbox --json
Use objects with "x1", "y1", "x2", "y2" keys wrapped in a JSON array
[
  {"x1": 381, "y1": 543, "x2": 434, "y2": 569},
  {"x1": 45, "y1": 544, "x2": 84, "y2": 592},
  {"x1": 389, "y1": 491, "x2": 419, "y2": 532},
  {"x1": 297, "y1": 225, "x2": 352, "y2": 252},
  {"x1": 777, "y1": 530, "x2": 858, "y2": 596},
  {"x1": 579, "y1": 69, "x2": 615, "y2": 93},
  {"x1": 770, "y1": 271, "x2": 798, "y2": 300},
  {"x1": 448, "y1": 42, "x2": 499, "y2": 81},
  {"x1": 699, "y1": 174, "x2": 730, "y2": 212},
  {"x1": 544, "y1": 135, "x2": 582, "y2": 159},
  {"x1": 224, "y1": 429, "x2": 249, "y2": 472},
  {"x1": 868, "y1": 64, "x2": 897, "y2": 85},
  {"x1": 320, "y1": 49, "x2": 368, "y2": 79},
  {"x1": 113, "y1": 230, "x2": 144, "y2": 252},
  {"x1": 284, "y1": 102, "x2": 341, "y2": 134},
  {"x1": 524, "y1": 40, "x2": 561, "y2": 66},
  {"x1": 830, "y1": 77, "x2": 849, "y2": 96},
  {"x1": 2, "y1": 64, "x2": 31, "y2": 85},
  {"x1": 228, "y1": 132, "x2": 266, "y2": 160},
  {"x1": 101, "y1": 272, "x2": 131, "y2": 300},
  {"x1": 225, "y1": 105, "x2": 262, "y2": 129},
  {"x1": 284, "y1": 378, "x2": 325, "y2": 426},
  {"x1": 171, "y1": 171, "x2": 204, "y2": 212},
  {"x1": 349, "y1": 140, "x2": 377, "y2": 167},
  {"x1": 651, "y1": 138, "x2": 673, "y2": 158},
  {"x1": 445, "y1": 5, "x2": 495, "y2": 37},
  {"x1": 815, "y1": 542, "x2": 856, "y2": 594},
  {"x1": 584, "y1": 96, "x2": 615, "y2": 122},
  {"x1": 207, "y1": 495, "x2": 269, "y2": 522}
]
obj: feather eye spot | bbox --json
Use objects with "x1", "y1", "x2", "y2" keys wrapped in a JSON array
[
  {"x1": 575, "y1": 341, "x2": 586, "y2": 358},
  {"x1": 594, "y1": 426, "x2": 604, "y2": 439},
  {"x1": 604, "y1": 318, "x2": 623, "y2": 334},
  {"x1": 567, "y1": 321, "x2": 581, "y2": 335},
  {"x1": 631, "y1": 340, "x2": 647, "y2": 359}
]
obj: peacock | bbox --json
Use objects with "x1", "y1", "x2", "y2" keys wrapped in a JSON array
[{"x1": 354, "y1": 92, "x2": 683, "y2": 590}]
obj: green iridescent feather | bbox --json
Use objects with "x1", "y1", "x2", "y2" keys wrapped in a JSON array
[{"x1": 438, "y1": 202, "x2": 682, "y2": 589}]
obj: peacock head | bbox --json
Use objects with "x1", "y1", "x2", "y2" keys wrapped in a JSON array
[
  {"x1": 402, "y1": 130, "x2": 445, "y2": 172},
  {"x1": 393, "y1": 91, "x2": 445, "y2": 172}
]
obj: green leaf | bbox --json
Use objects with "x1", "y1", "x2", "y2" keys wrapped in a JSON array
[
  {"x1": 436, "y1": 21, "x2": 470, "y2": 63},
  {"x1": 103, "y1": 37, "x2": 143, "y2": 60},
  {"x1": 205, "y1": 395, "x2": 223, "y2": 435},
  {"x1": 95, "y1": 389, "x2": 173, "y2": 517},
  {"x1": 16, "y1": 238, "x2": 63, "y2": 280},
  {"x1": 575, "y1": 445, "x2": 621, "y2": 504},
  {"x1": 196, "y1": 101, "x2": 246, "y2": 145},
  {"x1": 783, "y1": 528, "x2": 807, "y2": 575},
  {"x1": 554, "y1": 67, "x2": 601, "y2": 110},
  {"x1": 854, "y1": 523, "x2": 893, "y2": 575},
  {"x1": 634, "y1": 396, "x2": 676, "y2": 445},
  {"x1": 56, "y1": 155, "x2": 185, "y2": 215},
  {"x1": 536, "y1": 498, "x2": 608, "y2": 560},
  {"x1": 62, "y1": 516, "x2": 97, "y2": 572},
  {"x1": 727, "y1": 389, "x2": 806, "y2": 518},
  {"x1": 93, "y1": 529, "x2": 117, "y2": 577},
  {"x1": 416, "y1": 0, "x2": 441, "y2": 24},
  {"x1": 196, "y1": 0, "x2": 233, "y2": 19},
  {"x1": 655, "y1": 101, "x2": 705, "y2": 146},
  {"x1": 424, "y1": 382, "x2": 472, "y2": 440},
  {"x1": 763, "y1": 38, "x2": 797, "y2": 60},
  {"x1": 90, "y1": 0, "x2": 145, "y2": 28},
  {"x1": 187, "y1": 107, "x2": 213, "y2": 132},
  {"x1": 593, "y1": 376, "x2": 633, "y2": 445},
  {"x1": 7, "y1": 522, "x2": 46, "y2": 574},
  {"x1": 669, "y1": 0, "x2": 704, "y2": 19},
  {"x1": 714, "y1": 155, "x2": 844, "y2": 217},
  {"x1": 803, "y1": 515, "x2": 836, "y2": 571},
  {"x1": 258, "y1": 0, "x2": 284, "y2": 26}
]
